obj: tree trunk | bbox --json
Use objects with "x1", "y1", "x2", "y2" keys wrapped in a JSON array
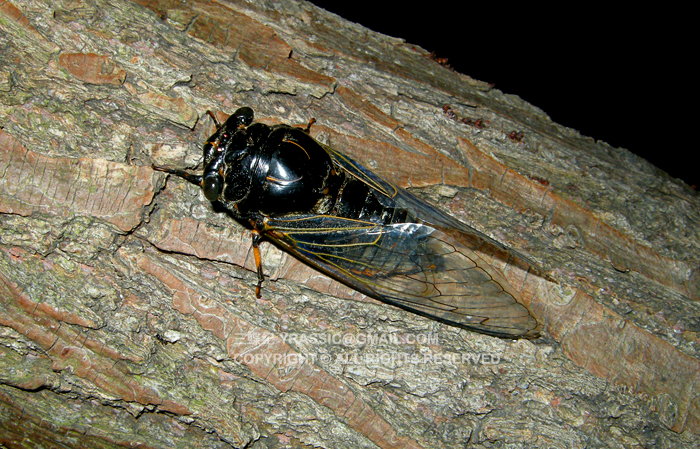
[{"x1": 1, "y1": 0, "x2": 698, "y2": 448}]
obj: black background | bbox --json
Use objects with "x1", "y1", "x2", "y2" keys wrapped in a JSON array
[{"x1": 307, "y1": 2, "x2": 695, "y2": 188}]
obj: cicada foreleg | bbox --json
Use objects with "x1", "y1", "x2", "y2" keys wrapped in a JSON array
[{"x1": 302, "y1": 117, "x2": 316, "y2": 134}]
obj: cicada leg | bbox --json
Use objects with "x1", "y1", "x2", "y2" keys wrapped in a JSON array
[
  {"x1": 251, "y1": 231, "x2": 265, "y2": 298},
  {"x1": 302, "y1": 117, "x2": 316, "y2": 134}
]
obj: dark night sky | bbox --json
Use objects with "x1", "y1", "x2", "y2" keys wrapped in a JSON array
[{"x1": 307, "y1": 2, "x2": 696, "y2": 188}]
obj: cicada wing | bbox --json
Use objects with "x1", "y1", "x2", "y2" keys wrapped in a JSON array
[
  {"x1": 263, "y1": 215, "x2": 538, "y2": 338},
  {"x1": 323, "y1": 143, "x2": 543, "y2": 270}
]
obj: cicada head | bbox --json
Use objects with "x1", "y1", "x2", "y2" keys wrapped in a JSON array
[
  {"x1": 202, "y1": 107, "x2": 254, "y2": 165},
  {"x1": 152, "y1": 107, "x2": 258, "y2": 209},
  {"x1": 207, "y1": 116, "x2": 276, "y2": 212}
]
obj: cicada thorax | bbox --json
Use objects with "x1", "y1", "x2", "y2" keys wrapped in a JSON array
[{"x1": 215, "y1": 123, "x2": 342, "y2": 218}]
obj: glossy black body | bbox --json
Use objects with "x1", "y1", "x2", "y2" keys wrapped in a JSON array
[
  {"x1": 198, "y1": 109, "x2": 408, "y2": 227},
  {"x1": 153, "y1": 107, "x2": 539, "y2": 338}
]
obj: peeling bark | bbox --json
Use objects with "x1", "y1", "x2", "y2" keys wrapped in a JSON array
[{"x1": 1, "y1": 0, "x2": 699, "y2": 448}]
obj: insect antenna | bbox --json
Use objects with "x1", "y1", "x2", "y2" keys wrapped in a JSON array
[{"x1": 151, "y1": 165, "x2": 203, "y2": 186}]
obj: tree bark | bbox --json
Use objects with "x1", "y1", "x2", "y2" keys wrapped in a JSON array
[{"x1": 1, "y1": 0, "x2": 699, "y2": 448}]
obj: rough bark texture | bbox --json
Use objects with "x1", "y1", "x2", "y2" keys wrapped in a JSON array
[{"x1": 1, "y1": 1, "x2": 699, "y2": 448}]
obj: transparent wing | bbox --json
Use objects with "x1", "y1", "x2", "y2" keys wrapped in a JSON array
[
  {"x1": 322, "y1": 143, "x2": 542, "y2": 268},
  {"x1": 263, "y1": 215, "x2": 538, "y2": 338}
]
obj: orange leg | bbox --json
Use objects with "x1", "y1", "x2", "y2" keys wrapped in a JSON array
[
  {"x1": 251, "y1": 231, "x2": 265, "y2": 298},
  {"x1": 302, "y1": 117, "x2": 316, "y2": 134}
]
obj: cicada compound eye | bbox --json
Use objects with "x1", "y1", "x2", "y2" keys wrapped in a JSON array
[
  {"x1": 202, "y1": 175, "x2": 223, "y2": 202},
  {"x1": 232, "y1": 107, "x2": 254, "y2": 128}
]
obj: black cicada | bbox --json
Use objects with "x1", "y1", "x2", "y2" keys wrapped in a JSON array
[{"x1": 153, "y1": 107, "x2": 539, "y2": 338}]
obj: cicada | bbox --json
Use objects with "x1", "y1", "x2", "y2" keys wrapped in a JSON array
[{"x1": 153, "y1": 107, "x2": 539, "y2": 338}]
